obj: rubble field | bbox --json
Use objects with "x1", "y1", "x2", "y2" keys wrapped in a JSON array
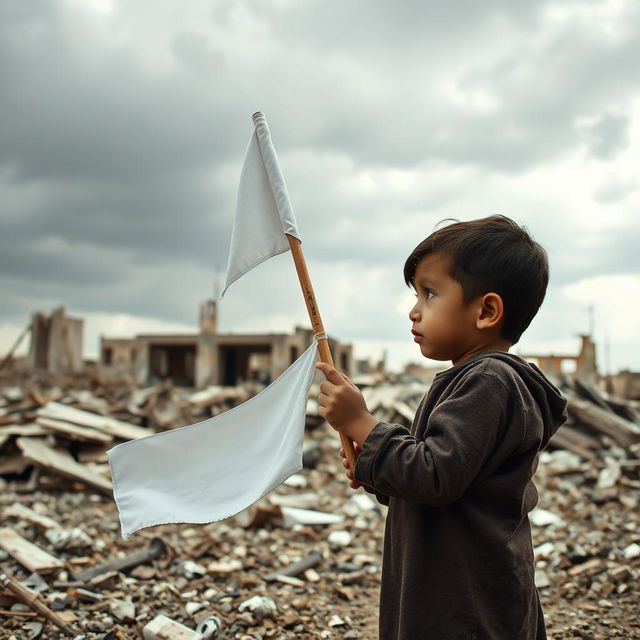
[{"x1": 0, "y1": 371, "x2": 639, "y2": 639}]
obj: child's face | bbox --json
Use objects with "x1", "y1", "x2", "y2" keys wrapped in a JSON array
[{"x1": 408, "y1": 252, "x2": 479, "y2": 364}]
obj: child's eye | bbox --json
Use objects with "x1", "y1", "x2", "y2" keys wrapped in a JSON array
[{"x1": 414, "y1": 290, "x2": 435, "y2": 301}]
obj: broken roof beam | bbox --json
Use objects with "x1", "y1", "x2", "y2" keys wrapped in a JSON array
[
  {"x1": 565, "y1": 391, "x2": 640, "y2": 448},
  {"x1": 16, "y1": 437, "x2": 113, "y2": 495},
  {"x1": 37, "y1": 401, "x2": 150, "y2": 441}
]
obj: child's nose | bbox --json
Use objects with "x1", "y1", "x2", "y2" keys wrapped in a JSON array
[{"x1": 409, "y1": 305, "x2": 420, "y2": 322}]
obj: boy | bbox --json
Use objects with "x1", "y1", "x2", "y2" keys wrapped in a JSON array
[{"x1": 316, "y1": 215, "x2": 568, "y2": 639}]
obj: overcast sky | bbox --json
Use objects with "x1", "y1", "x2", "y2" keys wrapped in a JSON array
[{"x1": 1, "y1": 0, "x2": 639, "y2": 375}]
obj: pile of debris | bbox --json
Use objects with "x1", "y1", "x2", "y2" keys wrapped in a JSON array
[
  {"x1": 1, "y1": 420, "x2": 384, "y2": 639},
  {"x1": 1, "y1": 370, "x2": 639, "y2": 638}
]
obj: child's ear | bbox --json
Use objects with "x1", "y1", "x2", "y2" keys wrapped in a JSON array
[{"x1": 476, "y1": 292, "x2": 504, "y2": 330}]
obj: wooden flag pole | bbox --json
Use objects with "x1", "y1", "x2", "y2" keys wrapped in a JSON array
[{"x1": 286, "y1": 234, "x2": 358, "y2": 472}]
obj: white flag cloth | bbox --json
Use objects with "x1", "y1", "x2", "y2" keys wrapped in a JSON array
[
  {"x1": 221, "y1": 112, "x2": 301, "y2": 297},
  {"x1": 108, "y1": 341, "x2": 319, "y2": 539}
]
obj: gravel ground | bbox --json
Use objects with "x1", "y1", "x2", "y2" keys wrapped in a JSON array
[{"x1": 1, "y1": 422, "x2": 639, "y2": 639}]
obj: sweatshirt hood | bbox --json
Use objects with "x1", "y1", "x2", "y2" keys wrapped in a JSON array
[{"x1": 435, "y1": 350, "x2": 569, "y2": 447}]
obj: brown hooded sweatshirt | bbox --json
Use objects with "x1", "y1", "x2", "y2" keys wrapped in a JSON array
[{"x1": 354, "y1": 350, "x2": 568, "y2": 640}]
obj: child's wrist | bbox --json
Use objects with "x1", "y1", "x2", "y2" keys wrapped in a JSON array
[{"x1": 346, "y1": 412, "x2": 378, "y2": 447}]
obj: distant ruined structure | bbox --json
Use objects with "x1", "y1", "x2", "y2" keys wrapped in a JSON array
[
  {"x1": 28, "y1": 306, "x2": 84, "y2": 376},
  {"x1": 520, "y1": 334, "x2": 598, "y2": 383},
  {"x1": 99, "y1": 299, "x2": 353, "y2": 388}
]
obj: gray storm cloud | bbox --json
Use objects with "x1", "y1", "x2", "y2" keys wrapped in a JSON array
[{"x1": 1, "y1": 0, "x2": 638, "y2": 369}]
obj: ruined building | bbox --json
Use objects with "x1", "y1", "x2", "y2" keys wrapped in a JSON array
[
  {"x1": 28, "y1": 306, "x2": 84, "y2": 376},
  {"x1": 520, "y1": 334, "x2": 598, "y2": 383},
  {"x1": 99, "y1": 300, "x2": 353, "y2": 388}
]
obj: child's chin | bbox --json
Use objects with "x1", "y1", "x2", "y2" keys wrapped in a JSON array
[
  {"x1": 418, "y1": 344, "x2": 434, "y2": 358},
  {"x1": 419, "y1": 345, "x2": 446, "y2": 362}
]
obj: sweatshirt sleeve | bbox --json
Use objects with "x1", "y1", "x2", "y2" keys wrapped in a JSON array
[
  {"x1": 360, "y1": 484, "x2": 390, "y2": 506},
  {"x1": 353, "y1": 371, "x2": 518, "y2": 506}
]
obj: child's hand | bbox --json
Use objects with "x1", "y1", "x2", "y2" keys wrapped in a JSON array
[
  {"x1": 341, "y1": 444, "x2": 379, "y2": 496},
  {"x1": 315, "y1": 362, "x2": 378, "y2": 445},
  {"x1": 340, "y1": 444, "x2": 363, "y2": 489}
]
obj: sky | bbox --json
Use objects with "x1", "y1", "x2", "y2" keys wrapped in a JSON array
[{"x1": 1, "y1": 0, "x2": 639, "y2": 375}]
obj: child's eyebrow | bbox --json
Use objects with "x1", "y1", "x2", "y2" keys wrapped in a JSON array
[{"x1": 417, "y1": 277, "x2": 438, "y2": 288}]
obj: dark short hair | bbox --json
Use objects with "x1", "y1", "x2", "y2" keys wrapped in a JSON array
[{"x1": 403, "y1": 215, "x2": 549, "y2": 344}]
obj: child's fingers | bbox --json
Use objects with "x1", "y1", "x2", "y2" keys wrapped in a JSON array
[
  {"x1": 341, "y1": 444, "x2": 362, "y2": 457},
  {"x1": 339, "y1": 371, "x2": 357, "y2": 388},
  {"x1": 315, "y1": 362, "x2": 343, "y2": 385}
]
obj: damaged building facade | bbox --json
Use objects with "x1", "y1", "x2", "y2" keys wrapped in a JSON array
[
  {"x1": 28, "y1": 306, "x2": 84, "y2": 376},
  {"x1": 99, "y1": 300, "x2": 354, "y2": 388}
]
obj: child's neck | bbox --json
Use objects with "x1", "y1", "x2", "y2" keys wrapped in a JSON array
[{"x1": 452, "y1": 338, "x2": 512, "y2": 366}]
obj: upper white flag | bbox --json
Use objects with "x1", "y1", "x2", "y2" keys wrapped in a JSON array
[
  {"x1": 221, "y1": 112, "x2": 300, "y2": 297},
  {"x1": 108, "y1": 341, "x2": 319, "y2": 539}
]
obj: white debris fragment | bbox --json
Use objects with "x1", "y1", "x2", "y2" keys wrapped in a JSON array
[
  {"x1": 45, "y1": 527, "x2": 92, "y2": 550},
  {"x1": 181, "y1": 561, "x2": 207, "y2": 579},
  {"x1": 534, "y1": 542, "x2": 555, "y2": 560},
  {"x1": 108, "y1": 598, "x2": 136, "y2": 622},
  {"x1": 350, "y1": 493, "x2": 376, "y2": 511},
  {"x1": 328, "y1": 530, "x2": 352, "y2": 547},
  {"x1": 596, "y1": 459, "x2": 621, "y2": 489},
  {"x1": 196, "y1": 615, "x2": 222, "y2": 639},
  {"x1": 304, "y1": 568, "x2": 321, "y2": 582},
  {"x1": 280, "y1": 506, "x2": 342, "y2": 527},
  {"x1": 623, "y1": 543, "x2": 640, "y2": 560},
  {"x1": 530, "y1": 508, "x2": 563, "y2": 527},
  {"x1": 535, "y1": 570, "x2": 550, "y2": 589},
  {"x1": 283, "y1": 473, "x2": 308, "y2": 488},
  {"x1": 343, "y1": 493, "x2": 376, "y2": 516},
  {"x1": 328, "y1": 614, "x2": 346, "y2": 627},
  {"x1": 206, "y1": 559, "x2": 242, "y2": 574},
  {"x1": 238, "y1": 595, "x2": 277, "y2": 621},
  {"x1": 143, "y1": 615, "x2": 203, "y2": 640}
]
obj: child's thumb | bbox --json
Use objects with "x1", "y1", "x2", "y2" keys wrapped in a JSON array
[{"x1": 315, "y1": 362, "x2": 343, "y2": 384}]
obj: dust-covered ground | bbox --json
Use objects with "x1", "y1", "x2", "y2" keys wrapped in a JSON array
[{"x1": 2, "y1": 421, "x2": 639, "y2": 639}]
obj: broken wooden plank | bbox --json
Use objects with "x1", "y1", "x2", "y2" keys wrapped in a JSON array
[
  {"x1": 0, "y1": 572, "x2": 73, "y2": 632},
  {"x1": 566, "y1": 392, "x2": 640, "y2": 447},
  {"x1": 4, "y1": 503, "x2": 63, "y2": 530},
  {"x1": 0, "y1": 528, "x2": 64, "y2": 575},
  {"x1": 16, "y1": 437, "x2": 112, "y2": 494},
  {"x1": 35, "y1": 416, "x2": 113, "y2": 444},
  {"x1": 549, "y1": 427, "x2": 598, "y2": 461},
  {"x1": 77, "y1": 443, "x2": 110, "y2": 464},
  {"x1": 37, "y1": 401, "x2": 150, "y2": 441},
  {"x1": 0, "y1": 424, "x2": 49, "y2": 437},
  {"x1": 573, "y1": 378, "x2": 611, "y2": 411},
  {"x1": 0, "y1": 454, "x2": 30, "y2": 476},
  {"x1": 563, "y1": 423, "x2": 601, "y2": 448}
]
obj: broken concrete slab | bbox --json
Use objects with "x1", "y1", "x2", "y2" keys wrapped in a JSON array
[{"x1": 143, "y1": 614, "x2": 203, "y2": 640}]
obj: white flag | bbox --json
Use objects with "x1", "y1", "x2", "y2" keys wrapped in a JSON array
[
  {"x1": 108, "y1": 341, "x2": 318, "y2": 539},
  {"x1": 221, "y1": 112, "x2": 300, "y2": 297}
]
